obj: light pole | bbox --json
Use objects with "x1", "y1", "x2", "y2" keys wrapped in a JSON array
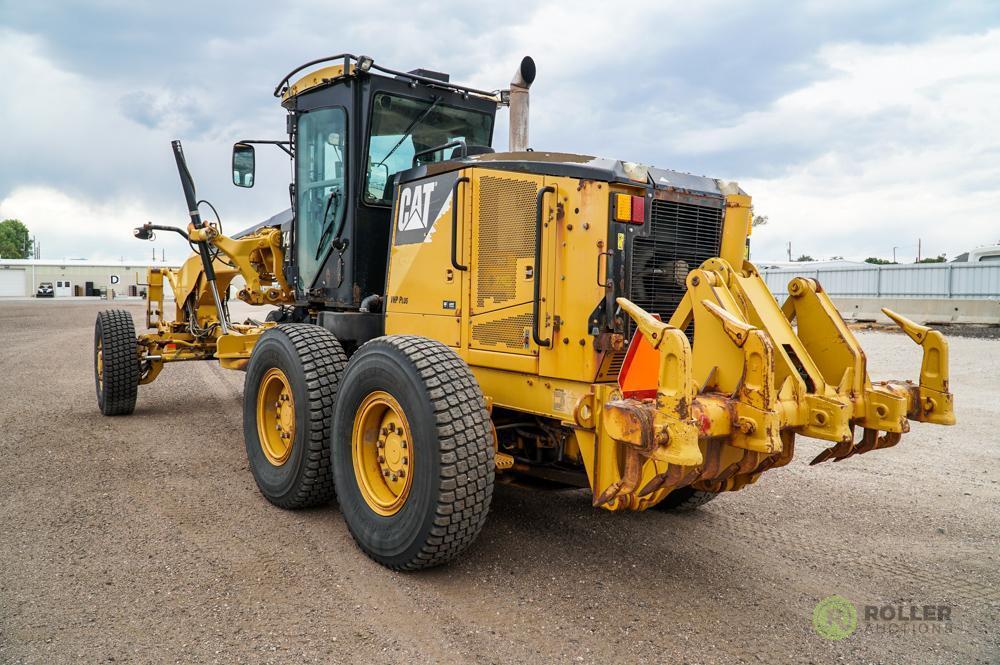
[{"x1": 892, "y1": 246, "x2": 898, "y2": 263}]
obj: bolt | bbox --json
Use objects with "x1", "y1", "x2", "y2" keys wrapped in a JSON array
[
  {"x1": 275, "y1": 424, "x2": 281, "y2": 431},
  {"x1": 377, "y1": 439, "x2": 385, "y2": 448},
  {"x1": 383, "y1": 470, "x2": 390, "y2": 477},
  {"x1": 390, "y1": 474, "x2": 397, "y2": 482},
  {"x1": 381, "y1": 427, "x2": 389, "y2": 436},
  {"x1": 281, "y1": 394, "x2": 289, "y2": 401},
  {"x1": 275, "y1": 401, "x2": 281, "y2": 409},
  {"x1": 400, "y1": 440, "x2": 407, "y2": 449},
  {"x1": 402, "y1": 456, "x2": 408, "y2": 465},
  {"x1": 378, "y1": 455, "x2": 385, "y2": 463},
  {"x1": 691, "y1": 276, "x2": 700, "y2": 287},
  {"x1": 398, "y1": 470, "x2": 405, "y2": 478},
  {"x1": 282, "y1": 432, "x2": 290, "y2": 439},
  {"x1": 387, "y1": 423, "x2": 396, "y2": 433}
]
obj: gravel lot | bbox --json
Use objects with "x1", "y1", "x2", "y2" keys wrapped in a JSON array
[{"x1": 1, "y1": 300, "x2": 997, "y2": 664}]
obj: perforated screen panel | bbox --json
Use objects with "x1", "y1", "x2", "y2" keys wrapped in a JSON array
[
  {"x1": 471, "y1": 312, "x2": 533, "y2": 352},
  {"x1": 475, "y1": 176, "x2": 537, "y2": 310}
]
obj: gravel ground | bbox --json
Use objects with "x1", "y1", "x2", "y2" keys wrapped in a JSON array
[{"x1": 0, "y1": 300, "x2": 997, "y2": 664}]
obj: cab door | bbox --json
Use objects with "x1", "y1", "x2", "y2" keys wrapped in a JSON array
[{"x1": 294, "y1": 106, "x2": 348, "y2": 294}]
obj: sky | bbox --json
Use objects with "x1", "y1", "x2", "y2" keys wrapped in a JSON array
[{"x1": 1, "y1": 0, "x2": 999, "y2": 263}]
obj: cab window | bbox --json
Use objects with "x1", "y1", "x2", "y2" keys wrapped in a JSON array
[
  {"x1": 365, "y1": 93, "x2": 492, "y2": 204},
  {"x1": 295, "y1": 107, "x2": 348, "y2": 290}
]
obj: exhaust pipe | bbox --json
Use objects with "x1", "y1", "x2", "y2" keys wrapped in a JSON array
[{"x1": 508, "y1": 56, "x2": 536, "y2": 152}]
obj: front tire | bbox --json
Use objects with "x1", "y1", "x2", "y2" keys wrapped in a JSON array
[
  {"x1": 651, "y1": 486, "x2": 719, "y2": 511},
  {"x1": 94, "y1": 310, "x2": 139, "y2": 416},
  {"x1": 331, "y1": 336, "x2": 494, "y2": 570},
  {"x1": 243, "y1": 324, "x2": 347, "y2": 509}
]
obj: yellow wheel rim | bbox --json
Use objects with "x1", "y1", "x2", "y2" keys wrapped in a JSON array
[
  {"x1": 352, "y1": 391, "x2": 414, "y2": 516},
  {"x1": 256, "y1": 367, "x2": 295, "y2": 466},
  {"x1": 96, "y1": 338, "x2": 104, "y2": 391}
]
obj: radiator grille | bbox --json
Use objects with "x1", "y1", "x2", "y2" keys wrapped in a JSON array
[
  {"x1": 476, "y1": 176, "x2": 537, "y2": 310},
  {"x1": 628, "y1": 198, "x2": 724, "y2": 331},
  {"x1": 471, "y1": 312, "x2": 533, "y2": 351}
]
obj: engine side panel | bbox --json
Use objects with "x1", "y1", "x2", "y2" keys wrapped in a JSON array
[{"x1": 386, "y1": 166, "x2": 616, "y2": 389}]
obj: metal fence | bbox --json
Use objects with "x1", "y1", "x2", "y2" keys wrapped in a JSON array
[{"x1": 759, "y1": 263, "x2": 1000, "y2": 299}]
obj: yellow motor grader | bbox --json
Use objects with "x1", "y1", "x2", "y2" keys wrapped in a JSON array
[{"x1": 93, "y1": 54, "x2": 954, "y2": 570}]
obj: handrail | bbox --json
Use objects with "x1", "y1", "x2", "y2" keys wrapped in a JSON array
[
  {"x1": 451, "y1": 177, "x2": 470, "y2": 271},
  {"x1": 533, "y1": 186, "x2": 555, "y2": 347},
  {"x1": 273, "y1": 54, "x2": 354, "y2": 97}
]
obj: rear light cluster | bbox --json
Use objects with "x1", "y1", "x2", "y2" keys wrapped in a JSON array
[{"x1": 612, "y1": 193, "x2": 645, "y2": 225}]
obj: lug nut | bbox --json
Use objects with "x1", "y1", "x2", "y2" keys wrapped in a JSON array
[
  {"x1": 275, "y1": 424, "x2": 281, "y2": 431},
  {"x1": 377, "y1": 439, "x2": 385, "y2": 448},
  {"x1": 381, "y1": 427, "x2": 389, "y2": 436},
  {"x1": 387, "y1": 423, "x2": 396, "y2": 433},
  {"x1": 402, "y1": 456, "x2": 408, "y2": 465},
  {"x1": 400, "y1": 441, "x2": 407, "y2": 449},
  {"x1": 377, "y1": 455, "x2": 385, "y2": 463},
  {"x1": 383, "y1": 469, "x2": 390, "y2": 477},
  {"x1": 390, "y1": 474, "x2": 397, "y2": 482}
]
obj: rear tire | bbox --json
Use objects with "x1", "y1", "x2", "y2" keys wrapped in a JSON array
[
  {"x1": 94, "y1": 310, "x2": 139, "y2": 416},
  {"x1": 331, "y1": 336, "x2": 494, "y2": 570},
  {"x1": 243, "y1": 324, "x2": 347, "y2": 509},
  {"x1": 652, "y1": 486, "x2": 719, "y2": 512}
]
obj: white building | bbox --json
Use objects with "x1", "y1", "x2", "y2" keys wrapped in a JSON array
[{"x1": 0, "y1": 258, "x2": 179, "y2": 298}]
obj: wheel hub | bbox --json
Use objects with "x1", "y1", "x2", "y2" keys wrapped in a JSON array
[
  {"x1": 353, "y1": 391, "x2": 413, "y2": 516},
  {"x1": 96, "y1": 338, "x2": 104, "y2": 390},
  {"x1": 256, "y1": 367, "x2": 295, "y2": 466}
]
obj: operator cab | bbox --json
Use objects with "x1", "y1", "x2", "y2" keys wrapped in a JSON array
[{"x1": 232, "y1": 55, "x2": 500, "y2": 314}]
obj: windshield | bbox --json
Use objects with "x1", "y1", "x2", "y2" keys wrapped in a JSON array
[{"x1": 365, "y1": 93, "x2": 492, "y2": 203}]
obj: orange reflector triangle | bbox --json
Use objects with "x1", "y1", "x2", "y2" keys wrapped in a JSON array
[{"x1": 618, "y1": 315, "x2": 661, "y2": 399}]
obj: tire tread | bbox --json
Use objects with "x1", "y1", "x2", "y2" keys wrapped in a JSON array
[
  {"x1": 252, "y1": 324, "x2": 347, "y2": 509},
  {"x1": 341, "y1": 335, "x2": 494, "y2": 570},
  {"x1": 96, "y1": 310, "x2": 139, "y2": 416},
  {"x1": 653, "y1": 486, "x2": 718, "y2": 512}
]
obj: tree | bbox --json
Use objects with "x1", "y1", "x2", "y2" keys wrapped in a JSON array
[
  {"x1": 0, "y1": 219, "x2": 32, "y2": 259},
  {"x1": 794, "y1": 254, "x2": 814, "y2": 262},
  {"x1": 864, "y1": 257, "x2": 896, "y2": 265},
  {"x1": 917, "y1": 254, "x2": 947, "y2": 263}
]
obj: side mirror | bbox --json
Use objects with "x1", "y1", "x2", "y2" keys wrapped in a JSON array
[{"x1": 232, "y1": 143, "x2": 255, "y2": 188}]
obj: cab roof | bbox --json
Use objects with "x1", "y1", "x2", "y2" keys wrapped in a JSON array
[{"x1": 275, "y1": 54, "x2": 502, "y2": 106}]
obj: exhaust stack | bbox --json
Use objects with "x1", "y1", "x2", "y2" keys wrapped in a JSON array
[{"x1": 508, "y1": 56, "x2": 536, "y2": 152}]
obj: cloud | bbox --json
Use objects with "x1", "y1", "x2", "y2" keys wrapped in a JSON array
[
  {"x1": 724, "y1": 29, "x2": 1000, "y2": 260},
  {"x1": 118, "y1": 90, "x2": 215, "y2": 135},
  {"x1": 2, "y1": 2, "x2": 1000, "y2": 263},
  {"x1": 0, "y1": 185, "x2": 190, "y2": 263}
]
